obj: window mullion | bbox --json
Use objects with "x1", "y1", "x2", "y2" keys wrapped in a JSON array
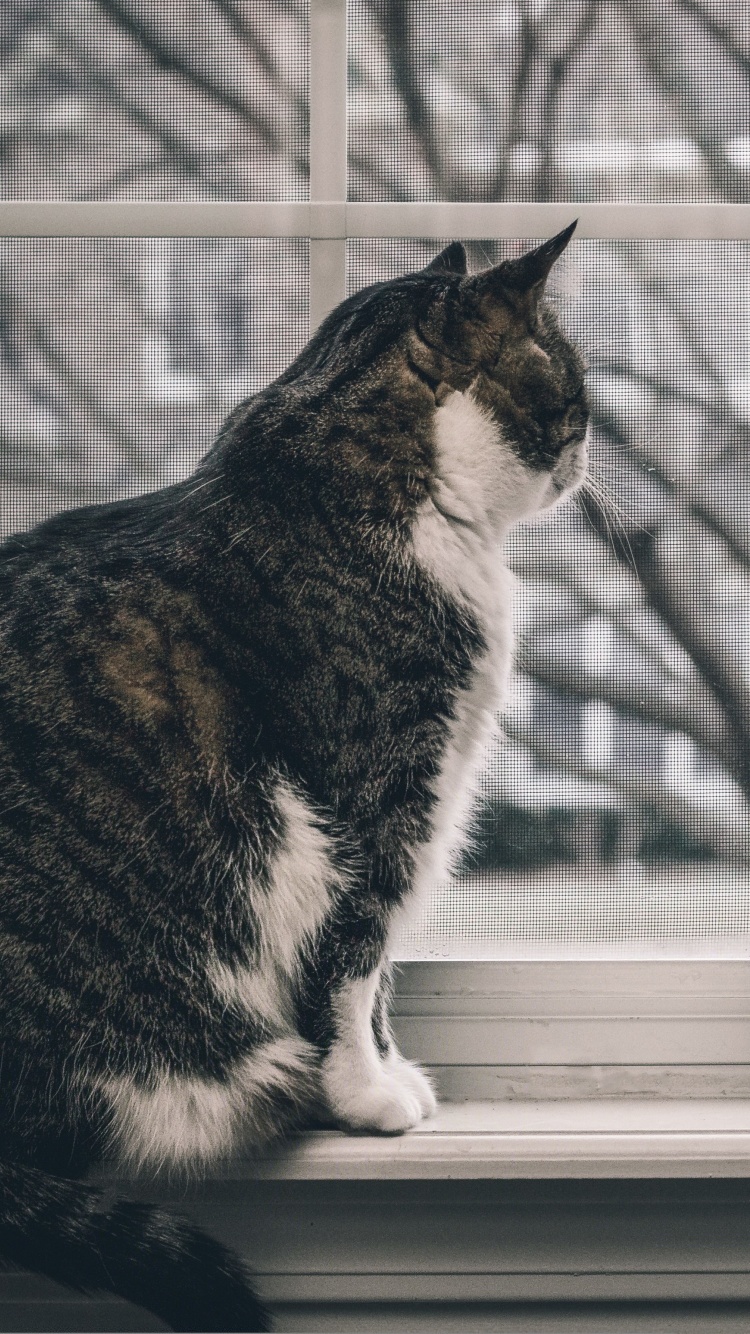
[{"x1": 309, "y1": 0, "x2": 347, "y2": 329}]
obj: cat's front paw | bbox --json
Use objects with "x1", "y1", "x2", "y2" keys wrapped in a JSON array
[
  {"x1": 386, "y1": 1053, "x2": 438, "y2": 1120},
  {"x1": 326, "y1": 1071, "x2": 425, "y2": 1134},
  {"x1": 322, "y1": 1052, "x2": 437, "y2": 1134}
]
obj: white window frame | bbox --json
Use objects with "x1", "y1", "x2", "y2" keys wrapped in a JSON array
[{"x1": 2, "y1": 0, "x2": 750, "y2": 1098}]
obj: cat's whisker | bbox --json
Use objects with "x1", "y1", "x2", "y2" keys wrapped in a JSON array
[
  {"x1": 222, "y1": 524, "x2": 258, "y2": 553},
  {"x1": 198, "y1": 493, "x2": 233, "y2": 512},
  {"x1": 181, "y1": 476, "x2": 220, "y2": 501},
  {"x1": 579, "y1": 469, "x2": 641, "y2": 573},
  {"x1": 583, "y1": 470, "x2": 628, "y2": 524}
]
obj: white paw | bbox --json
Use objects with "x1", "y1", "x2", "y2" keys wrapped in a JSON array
[
  {"x1": 387, "y1": 1053, "x2": 438, "y2": 1120},
  {"x1": 323, "y1": 1068, "x2": 425, "y2": 1134}
]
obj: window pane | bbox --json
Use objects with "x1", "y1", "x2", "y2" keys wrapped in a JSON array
[
  {"x1": 0, "y1": 1, "x2": 308, "y2": 200},
  {"x1": 6, "y1": 236, "x2": 749, "y2": 960},
  {"x1": 0, "y1": 238, "x2": 309, "y2": 535},
  {"x1": 348, "y1": 1, "x2": 749, "y2": 203},
  {"x1": 349, "y1": 238, "x2": 750, "y2": 959}
]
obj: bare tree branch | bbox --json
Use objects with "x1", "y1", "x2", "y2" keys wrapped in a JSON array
[
  {"x1": 616, "y1": 247, "x2": 726, "y2": 391},
  {"x1": 54, "y1": 23, "x2": 219, "y2": 195},
  {"x1": 505, "y1": 720, "x2": 750, "y2": 862},
  {"x1": 483, "y1": 1, "x2": 538, "y2": 201},
  {"x1": 520, "y1": 644, "x2": 742, "y2": 775},
  {"x1": 673, "y1": 0, "x2": 750, "y2": 80},
  {"x1": 512, "y1": 523, "x2": 744, "y2": 777},
  {"x1": 91, "y1": 0, "x2": 307, "y2": 179},
  {"x1": 621, "y1": 0, "x2": 747, "y2": 201},
  {"x1": 213, "y1": 0, "x2": 309, "y2": 138},
  {"x1": 348, "y1": 152, "x2": 414, "y2": 203},
  {"x1": 19, "y1": 312, "x2": 138, "y2": 464},
  {"x1": 94, "y1": 0, "x2": 267, "y2": 129},
  {"x1": 532, "y1": 0, "x2": 599, "y2": 200},
  {"x1": 582, "y1": 494, "x2": 750, "y2": 794},
  {"x1": 591, "y1": 359, "x2": 740, "y2": 427},
  {"x1": 366, "y1": 0, "x2": 452, "y2": 197}
]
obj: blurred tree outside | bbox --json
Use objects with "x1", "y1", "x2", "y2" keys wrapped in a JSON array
[{"x1": 1, "y1": 0, "x2": 750, "y2": 904}]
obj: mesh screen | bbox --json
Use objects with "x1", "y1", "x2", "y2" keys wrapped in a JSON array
[
  {"x1": 349, "y1": 239, "x2": 750, "y2": 959},
  {"x1": 3, "y1": 233, "x2": 749, "y2": 957},
  {"x1": 348, "y1": 1, "x2": 750, "y2": 203},
  {"x1": 4, "y1": 237, "x2": 749, "y2": 958},
  {"x1": 0, "y1": 239, "x2": 309, "y2": 536},
  {"x1": 0, "y1": 1, "x2": 308, "y2": 200}
]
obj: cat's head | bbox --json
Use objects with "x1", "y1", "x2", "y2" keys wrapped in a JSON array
[
  {"x1": 415, "y1": 225, "x2": 589, "y2": 512},
  {"x1": 284, "y1": 225, "x2": 588, "y2": 524}
]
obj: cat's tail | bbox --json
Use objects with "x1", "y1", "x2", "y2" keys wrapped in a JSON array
[{"x1": 0, "y1": 1158, "x2": 271, "y2": 1332}]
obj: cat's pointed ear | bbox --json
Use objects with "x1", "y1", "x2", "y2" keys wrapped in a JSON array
[
  {"x1": 507, "y1": 221, "x2": 577, "y2": 299},
  {"x1": 466, "y1": 221, "x2": 576, "y2": 324},
  {"x1": 423, "y1": 242, "x2": 467, "y2": 276}
]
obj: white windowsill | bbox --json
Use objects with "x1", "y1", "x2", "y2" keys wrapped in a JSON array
[
  {"x1": 85, "y1": 1102, "x2": 750, "y2": 1319},
  {"x1": 204, "y1": 1099, "x2": 750, "y2": 1182}
]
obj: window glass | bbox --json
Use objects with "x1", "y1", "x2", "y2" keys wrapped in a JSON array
[
  {"x1": 349, "y1": 238, "x2": 750, "y2": 959},
  {"x1": 0, "y1": 238, "x2": 309, "y2": 535},
  {"x1": 0, "y1": 1, "x2": 308, "y2": 200},
  {"x1": 348, "y1": 0, "x2": 750, "y2": 203}
]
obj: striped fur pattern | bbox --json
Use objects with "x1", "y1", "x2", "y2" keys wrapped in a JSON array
[{"x1": 0, "y1": 229, "x2": 588, "y2": 1330}]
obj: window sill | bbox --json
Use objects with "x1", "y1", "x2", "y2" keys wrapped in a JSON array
[
  {"x1": 215, "y1": 1098, "x2": 750, "y2": 1181},
  {"x1": 67, "y1": 1102, "x2": 750, "y2": 1328}
]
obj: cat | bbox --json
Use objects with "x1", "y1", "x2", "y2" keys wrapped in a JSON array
[{"x1": 0, "y1": 225, "x2": 588, "y2": 1332}]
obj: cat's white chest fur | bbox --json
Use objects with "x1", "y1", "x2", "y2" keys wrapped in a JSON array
[
  {"x1": 412, "y1": 387, "x2": 551, "y2": 611},
  {"x1": 399, "y1": 389, "x2": 547, "y2": 915}
]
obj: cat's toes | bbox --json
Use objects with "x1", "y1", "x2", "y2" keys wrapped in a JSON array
[
  {"x1": 388, "y1": 1055, "x2": 438, "y2": 1119},
  {"x1": 326, "y1": 1074, "x2": 424, "y2": 1134}
]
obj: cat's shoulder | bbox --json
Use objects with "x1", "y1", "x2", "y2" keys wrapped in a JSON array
[{"x1": 0, "y1": 488, "x2": 175, "y2": 567}]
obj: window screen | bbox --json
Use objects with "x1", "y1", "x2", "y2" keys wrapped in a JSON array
[
  {"x1": 0, "y1": 1, "x2": 308, "y2": 200},
  {"x1": 0, "y1": 238, "x2": 309, "y2": 536},
  {"x1": 348, "y1": 0, "x2": 749, "y2": 203},
  {"x1": 3, "y1": 2, "x2": 749, "y2": 960}
]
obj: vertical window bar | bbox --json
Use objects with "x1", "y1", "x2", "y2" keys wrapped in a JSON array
[{"x1": 309, "y1": 0, "x2": 347, "y2": 329}]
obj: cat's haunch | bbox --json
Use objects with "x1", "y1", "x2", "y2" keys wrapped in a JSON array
[{"x1": 0, "y1": 229, "x2": 587, "y2": 1331}]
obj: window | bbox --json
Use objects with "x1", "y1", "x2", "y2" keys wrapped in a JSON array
[{"x1": 1, "y1": 0, "x2": 749, "y2": 1089}]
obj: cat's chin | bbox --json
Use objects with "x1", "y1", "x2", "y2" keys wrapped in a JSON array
[{"x1": 323, "y1": 1054, "x2": 437, "y2": 1135}]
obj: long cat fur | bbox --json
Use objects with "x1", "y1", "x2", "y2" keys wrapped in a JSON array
[{"x1": 0, "y1": 228, "x2": 588, "y2": 1331}]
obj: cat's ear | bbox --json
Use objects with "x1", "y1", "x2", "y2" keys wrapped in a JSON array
[
  {"x1": 505, "y1": 221, "x2": 577, "y2": 300},
  {"x1": 466, "y1": 221, "x2": 576, "y2": 325},
  {"x1": 423, "y1": 242, "x2": 467, "y2": 276}
]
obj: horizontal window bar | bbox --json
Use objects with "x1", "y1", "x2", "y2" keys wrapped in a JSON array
[
  {"x1": 348, "y1": 202, "x2": 750, "y2": 240},
  {"x1": 391, "y1": 961, "x2": 750, "y2": 1073},
  {"x1": 0, "y1": 201, "x2": 748, "y2": 239},
  {"x1": 0, "y1": 201, "x2": 321, "y2": 238},
  {"x1": 394, "y1": 960, "x2": 750, "y2": 998}
]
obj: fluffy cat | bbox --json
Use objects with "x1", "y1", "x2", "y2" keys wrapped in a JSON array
[{"x1": 0, "y1": 226, "x2": 588, "y2": 1331}]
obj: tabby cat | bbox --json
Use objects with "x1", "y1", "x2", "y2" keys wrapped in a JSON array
[{"x1": 0, "y1": 226, "x2": 587, "y2": 1332}]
